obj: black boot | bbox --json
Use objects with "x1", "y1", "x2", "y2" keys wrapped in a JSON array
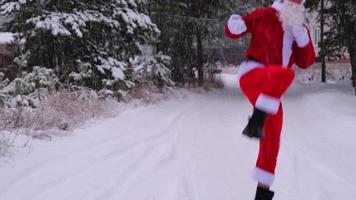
[
  {"x1": 254, "y1": 187, "x2": 274, "y2": 200},
  {"x1": 242, "y1": 108, "x2": 267, "y2": 139}
]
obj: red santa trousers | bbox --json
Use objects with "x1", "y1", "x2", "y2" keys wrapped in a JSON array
[{"x1": 239, "y1": 61, "x2": 295, "y2": 186}]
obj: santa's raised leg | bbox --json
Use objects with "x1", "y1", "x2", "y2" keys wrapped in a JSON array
[{"x1": 225, "y1": 0, "x2": 315, "y2": 199}]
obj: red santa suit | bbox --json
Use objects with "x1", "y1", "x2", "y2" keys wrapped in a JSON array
[{"x1": 225, "y1": 1, "x2": 315, "y2": 186}]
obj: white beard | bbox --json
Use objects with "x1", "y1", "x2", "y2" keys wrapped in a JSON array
[{"x1": 279, "y1": 0, "x2": 306, "y2": 31}]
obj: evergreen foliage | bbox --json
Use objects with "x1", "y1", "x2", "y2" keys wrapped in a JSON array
[
  {"x1": 0, "y1": 0, "x2": 172, "y2": 99},
  {"x1": 146, "y1": 0, "x2": 252, "y2": 86},
  {"x1": 308, "y1": 0, "x2": 356, "y2": 93}
]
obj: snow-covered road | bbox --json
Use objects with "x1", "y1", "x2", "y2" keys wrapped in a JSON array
[{"x1": 1, "y1": 74, "x2": 356, "y2": 200}]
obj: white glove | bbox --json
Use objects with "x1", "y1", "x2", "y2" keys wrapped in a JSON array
[{"x1": 227, "y1": 14, "x2": 247, "y2": 35}]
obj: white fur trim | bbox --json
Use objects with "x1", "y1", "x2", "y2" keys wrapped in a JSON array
[
  {"x1": 255, "y1": 94, "x2": 280, "y2": 114},
  {"x1": 237, "y1": 60, "x2": 264, "y2": 80},
  {"x1": 282, "y1": 30, "x2": 294, "y2": 67},
  {"x1": 292, "y1": 26, "x2": 309, "y2": 47},
  {"x1": 272, "y1": 1, "x2": 284, "y2": 11},
  {"x1": 252, "y1": 167, "x2": 275, "y2": 186},
  {"x1": 227, "y1": 14, "x2": 247, "y2": 35}
]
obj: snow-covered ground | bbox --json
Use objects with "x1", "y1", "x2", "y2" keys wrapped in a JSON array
[{"x1": 1, "y1": 73, "x2": 356, "y2": 200}]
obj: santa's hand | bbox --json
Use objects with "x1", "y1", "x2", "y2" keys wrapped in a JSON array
[{"x1": 292, "y1": 25, "x2": 310, "y2": 48}]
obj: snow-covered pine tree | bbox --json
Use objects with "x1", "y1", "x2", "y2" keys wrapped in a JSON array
[{"x1": 0, "y1": 0, "x2": 162, "y2": 98}]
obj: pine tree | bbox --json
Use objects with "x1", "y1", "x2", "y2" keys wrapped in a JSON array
[{"x1": 0, "y1": 0, "x2": 161, "y2": 98}]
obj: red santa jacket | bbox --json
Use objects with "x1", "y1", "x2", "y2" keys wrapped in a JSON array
[{"x1": 225, "y1": 1, "x2": 315, "y2": 69}]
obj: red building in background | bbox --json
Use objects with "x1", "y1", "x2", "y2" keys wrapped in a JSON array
[{"x1": 0, "y1": 32, "x2": 19, "y2": 79}]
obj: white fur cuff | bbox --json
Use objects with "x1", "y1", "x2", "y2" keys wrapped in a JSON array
[
  {"x1": 227, "y1": 14, "x2": 247, "y2": 35},
  {"x1": 292, "y1": 26, "x2": 310, "y2": 48},
  {"x1": 255, "y1": 94, "x2": 280, "y2": 114},
  {"x1": 252, "y1": 168, "x2": 275, "y2": 186},
  {"x1": 237, "y1": 60, "x2": 264, "y2": 80}
]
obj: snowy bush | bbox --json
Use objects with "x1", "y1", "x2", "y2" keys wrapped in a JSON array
[
  {"x1": 131, "y1": 52, "x2": 174, "y2": 89},
  {"x1": 0, "y1": 88, "x2": 119, "y2": 133},
  {"x1": 0, "y1": 72, "x2": 10, "y2": 105},
  {"x1": 0, "y1": 67, "x2": 60, "y2": 108}
]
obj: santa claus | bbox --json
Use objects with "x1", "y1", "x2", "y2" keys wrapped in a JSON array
[{"x1": 225, "y1": 0, "x2": 315, "y2": 199}]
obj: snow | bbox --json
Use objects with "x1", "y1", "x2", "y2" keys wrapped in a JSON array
[
  {"x1": 96, "y1": 57, "x2": 127, "y2": 81},
  {"x1": 1, "y1": 73, "x2": 356, "y2": 200},
  {"x1": 23, "y1": 3, "x2": 158, "y2": 38},
  {"x1": 27, "y1": 11, "x2": 120, "y2": 37},
  {"x1": 0, "y1": 2, "x2": 20, "y2": 15},
  {"x1": 111, "y1": 67, "x2": 125, "y2": 80},
  {"x1": 0, "y1": 32, "x2": 14, "y2": 44}
]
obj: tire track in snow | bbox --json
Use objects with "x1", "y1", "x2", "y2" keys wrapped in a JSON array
[
  {"x1": 18, "y1": 142, "x2": 164, "y2": 200},
  {"x1": 95, "y1": 100, "x2": 200, "y2": 200},
  {"x1": 94, "y1": 112, "x2": 190, "y2": 200},
  {"x1": 1, "y1": 107, "x2": 181, "y2": 192},
  {"x1": 128, "y1": 112, "x2": 198, "y2": 200},
  {"x1": 95, "y1": 142, "x2": 175, "y2": 200}
]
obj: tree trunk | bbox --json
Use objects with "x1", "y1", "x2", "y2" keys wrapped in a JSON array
[
  {"x1": 320, "y1": 0, "x2": 326, "y2": 83},
  {"x1": 194, "y1": 0, "x2": 204, "y2": 86},
  {"x1": 196, "y1": 30, "x2": 204, "y2": 86},
  {"x1": 349, "y1": 44, "x2": 356, "y2": 95}
]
